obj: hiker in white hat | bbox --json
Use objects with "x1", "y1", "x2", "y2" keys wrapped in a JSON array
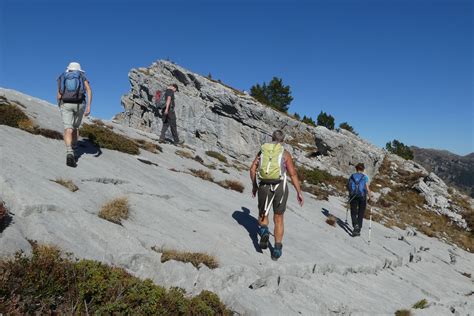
[{"x1": 56, "y1": 61, "x2": 92, "y2": 167}]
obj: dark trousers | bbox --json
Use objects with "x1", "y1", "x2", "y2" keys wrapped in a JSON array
[
  {"x1": 350, "y1": 196, "x2": 367, "y2": 229},
  {"x1": 159, "y1": 111, "x2": 179, "y2": 142}
]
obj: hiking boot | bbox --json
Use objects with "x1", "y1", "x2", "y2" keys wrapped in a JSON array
[
  {"x1": 158, "y1": 139, "x2": 167, "y2": 144},
  {"x1": 173, "y1": 140, "x2": 185, "y2": 146},
  {"x1": 271, "y1": 243, "x2": 283, "y2": 261},
  {"x1": 353, "y1": 225, "x2": 361, "y2": 237},
  {"x1": 259, "y1": 226, "x2": 270, "y2": 250},
  {"x1": 66, "y1": 154, "x2": 76, "y2": 167}
]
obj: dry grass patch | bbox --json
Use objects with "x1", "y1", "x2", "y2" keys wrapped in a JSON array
[
  {"x1": 99, "y1": 197, "x2": 129, "y2": 225},
  {"x1": 218, "y1": 179, "x2": 245, "y2": 193},
  {"x1": 326, "y1": 215, "x2": 337, "y2": 226},
  {"x1": 0, "y1": 103, "x2": 63, "y2": 140},
  {"x1": 189, "y1": 169, "x2": 214, "y2": 182},
  {"x1": 371, "y1": 157, "x2": 474, "y2": 252},
  {"x1": 205, "y1": 150, "x2": 228, "y2": 163},
  {"x1": 134, "y1": 139, "x2": 162, "y2": 153},
  {"x1": 153, "y1": 247, "x2": 219, "y2": 269},
  {"x1": 175, "y1": 149, "x2": 194, "y2": 159},
  {"x1": 304, "y1": 184, "x2": 330, "y2": 201},
  {"x1": 395, "y1": 310, "x2": 412, "y2": 316},
  {"x1": 51, "y1": 178, "x2": 78, "y2": 192},
  {"x1": 80, "y1": 123, "x2": 139, "y2": 155}
]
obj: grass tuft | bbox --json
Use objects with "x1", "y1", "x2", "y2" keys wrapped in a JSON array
[
  {"x1": 189, "y1": 169, "x2": 214, "y2": 182},
  {"x1": 412, "y1": 299, "x2": 428, "y2": 309},
  {"x1": 217, "y1": 180, "x2": 245, "y2": 193},
  {"x1": 175, "y1": 149, "x2": 194, "y2": 159},
  {"x1": 153, "y1": 247, "x2": 219, "y2": 269},
  {"x1": 395, "y1": 310, "x2": 412, "y2": 316},
  {"x1": 51, "y1": 178, "x2": 79, "y2": 192},
  {"x1": 134, "y1": 139, "x2": 162, "y2": 153},
  {"x1": 326, "y1": 215, "x2": 337, "y2": 226},
  {"x1": 98, "y1": 197, "x2": 129, "y2": 225},
  {"x1": 0, "y1": 242, "x2": 231, "y2": 314},
  {"x1": 205, "y1": 151, "x2": 228, "y2": 163},
  {"x1": 80, "y1": 123, "x2": 139, "y2": 155}
]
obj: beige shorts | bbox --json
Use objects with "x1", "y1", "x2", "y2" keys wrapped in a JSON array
[{"x1": 60, "y1": 102, "x2": 86, "y2": 129}]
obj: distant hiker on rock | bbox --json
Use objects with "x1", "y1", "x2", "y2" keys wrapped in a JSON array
[
  {"x1": 158, "y1": 83, "x2": 183, "y2": 145},
  {"x1": 57, "y1": 62, "x2": 92, "y2": 167},
  {"x1": 347, "y1": 163, "x2": 371, "y2": 236},
  {"x1": 250, "y1": 130, "x2": 304, "y2": 260}
]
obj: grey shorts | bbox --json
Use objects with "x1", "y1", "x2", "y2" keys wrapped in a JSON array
[
  {"x1": 258, "y1": 182, "x2": 289, "y2": 216},
  {"x1": 60, "y1": 102, "x2": 86, "y2": 129}
]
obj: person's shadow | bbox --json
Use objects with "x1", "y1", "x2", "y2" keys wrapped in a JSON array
[
  {"x1": 232, "y1": 207, "x2": 262, "y2": 253},
  {"x1": 321, "y1": 208, "x2": 353, "y2": 236},
  {"x1": 75, "y1": 139, "x2": 102, "y2": 162}
]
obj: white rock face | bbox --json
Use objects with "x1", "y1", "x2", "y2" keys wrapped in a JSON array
[
  {"x1": 115, "y1": 60, "x2": 385, "y2": 179},
  {"x1": 1, "y1": 88, "x2": 474, "y2": 315}
]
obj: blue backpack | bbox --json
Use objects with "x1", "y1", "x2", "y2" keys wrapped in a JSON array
[
  {"x1": 348, "y1": 173, "x2": 367, "y2": 198},
  {"x1": 58, "y1": 71, "x2": 85, "y2": 103}
]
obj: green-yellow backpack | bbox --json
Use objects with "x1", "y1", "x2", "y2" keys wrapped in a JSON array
[{"x1": 258, "y1": 143, "x2": 285, "y2": 181}]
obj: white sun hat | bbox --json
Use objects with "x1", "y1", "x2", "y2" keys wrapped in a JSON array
[{"x1": 66, "y1": 62, "x2": 85, "y2": 73}]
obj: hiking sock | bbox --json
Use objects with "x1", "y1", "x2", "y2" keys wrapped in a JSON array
[
  {"x1": 272, "y1": 243, "x2": 283, "y2": 260},
  {"x1": 66, "y1": 145, "x2": 74, "y2": 155}
]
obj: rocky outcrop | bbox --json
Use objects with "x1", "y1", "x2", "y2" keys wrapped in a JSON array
[
  {"x1": 412, "y1": 146, "x2": 474, "y2": 198},
  {"x1": 115, "y1": 60, "x2": 385, "y2": 178}
]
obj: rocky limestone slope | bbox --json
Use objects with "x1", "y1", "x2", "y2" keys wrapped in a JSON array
[
  {"x1": 1, "y1": 86, "x2": 474, "y2": 315},
  {"x1": 115, "y1": 60, "x2": 473, "y2": 233},
  {"x1": 412, "y1": 146, "x2": 474, "y2": 198}
]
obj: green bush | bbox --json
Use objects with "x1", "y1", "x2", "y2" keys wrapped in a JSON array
[
  {"x1": 0, "y1": 242, "x2": 231, "y2": 315},
  {"x1": 386, "y1": 139, "x2": 414, "y2": 160},
  {"x1": 339, "y1": 122, "x2": 358, "y2": 135},
  {"x1": 80, "y1": 123, "x2": 139, "y2": 155},
  {"x1": 317, "y1": 111, "x2": 335, "y2": 130},
  {"x1": 293, "y1": 112, "x2": 301, "y2": 120},
  {"x1": 297, "y1": 166, "x2": 333, "y2": 185},
  {"x1": 205, "y1": 151, "x2": 228, "y2": 163},
  {"x1": 250, "y1": 77, "x2": 293, "y2": 113},
  {"x1": 301, "y1": 115, "x2": 316, "y2": 126}
]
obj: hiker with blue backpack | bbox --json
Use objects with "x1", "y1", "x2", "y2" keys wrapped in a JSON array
[
  {"x1": 347, "y1": 163, "x2": 372, "y2": 237},
  {"x1": 157, "y1": 84, "x2": 183, "y2": 145},
  {"x1": 250, "y1": 130, "x2": 304, "y2": 261},
  {"x1": 57, "y1": 62, "x2": 92, "y2": 167}
]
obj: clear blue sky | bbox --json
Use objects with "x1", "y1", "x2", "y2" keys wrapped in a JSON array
[{"x1": 1, "y1": 0, "x2": 472, "y2": 155}]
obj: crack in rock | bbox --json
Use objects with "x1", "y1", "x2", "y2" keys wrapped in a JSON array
[
  {"x1": 22, "y1": 204, "x2": 60, "y2": 217},
  {"x1": 82, "y1": 178, "x2": 128, "y2": 185}
]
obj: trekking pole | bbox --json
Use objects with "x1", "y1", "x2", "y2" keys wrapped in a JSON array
[
  {"x1": 345, "y1": 195, "x2": 355, "y2": 224},
  {"x1": 368, "y1": 207, "x2": 373, "y2": 245}
]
